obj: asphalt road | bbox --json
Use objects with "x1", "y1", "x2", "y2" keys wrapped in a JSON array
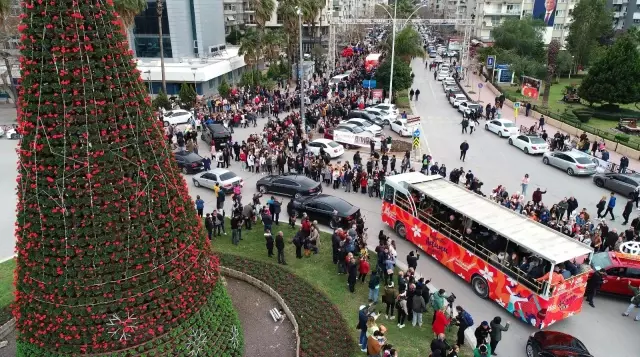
[{"x1": 0, "y1": 78, "x2": 635, "y2": 356}]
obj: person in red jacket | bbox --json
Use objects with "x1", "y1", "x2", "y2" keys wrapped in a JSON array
[
  {"x1": 301, "y1": 216, "x2": 311, "y2": 237},
  {"x1": 432, "y1": 309, "x2": 450, "y2": 337},
  {"x1": 360, "y1": 173, "x2": 368, "y2": 194},
  {"x1": 358, "y1": 256, "x2": 370, "y2": 283}
]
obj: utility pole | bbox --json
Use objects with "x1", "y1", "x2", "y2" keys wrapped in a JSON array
[
  {"x1": 157, "y1": 0, "x2": 167, "y2": 93},
  {"x1": 388, "y1": 0, "x2": 398, "y2": 104},
  {"x1": 297, "y1": 7, "x2": 306, "y2": 132}
]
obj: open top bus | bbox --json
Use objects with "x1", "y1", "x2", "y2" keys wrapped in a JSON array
[{"x1": 382, "y1": 172, "x2": 593, "y2": 328}]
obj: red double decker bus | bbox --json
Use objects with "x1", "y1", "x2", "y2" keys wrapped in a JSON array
[{"x1": 382, "y1": 173, "x2": 593, "y2": 328}]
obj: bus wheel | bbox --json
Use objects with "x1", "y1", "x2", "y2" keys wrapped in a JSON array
[
  {"x1": 394, "y1": 222, "x2": 407, "y2": 239},
  {"x1": 471, "y1": 275, "x2": 489, "y2": 299}
]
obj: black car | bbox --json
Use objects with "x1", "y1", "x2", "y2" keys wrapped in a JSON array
[
  {"x1": 173, "y1": 150, "x2": 205, "y2": 174},
  {"x1": 256, "y1": 174, "x2": 322, "y2": 198},
  {"x1": 346, "y1": 110, "x2": 385, "y2": 127},
  {"x1": 526, "y1": 331, "x2": 593, "y2": 357},
  {"x1": 201, "y1": 123, "x2": 232, "y2": 150},
  {"x1": 291, "y1": 194, "x2": 361, "y2": 229}
]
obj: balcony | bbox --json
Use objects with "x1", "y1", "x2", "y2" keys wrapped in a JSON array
[
  {"x1": 613, "y1": 11, "x2": 625, "y2": 18},
  {"x1": 612, "y1": 0, "x2": 628, "y2": 4},
  {"x1": 483, "y1": 9, "x2": 521, "y2": 16}
]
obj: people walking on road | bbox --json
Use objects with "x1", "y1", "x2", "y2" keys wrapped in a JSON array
[
  {"x1": 521, "y1": 174, "x2": 530, "y2": 196},
  {"x1": 461, "y1": 118, "x2": 469, "y2": 134},
  {"x1": 604, "y1": 192, "x2": 617, "y2": 220},
  {"x1": 407, "y1": 250, "x2": 420, "y2": 270},
  {"x1": 469, "y1": 119, "x2": 476, "y2": 134},
  {"x1": 460, "y1": 141, "x2": 469, "y2": 162},
  {"x1": 622, "y1": 282, "x2": 640, "y2": 320},
  {"x1": 532, "y1": 187, "x2": 546, "y2": 206},
  {"x1": 539, "y1": 115, "x2": 545, "y2": 131},
  {"x1": 410, "y1": 89, "x2": 415, "y2": 101},
  {"x1": 584, "y1": 268, "x2": 604, "y2": 308},
  {"x1": 525, "y1": 102, "x2": 531, "y2": 117},
  {"x1": 596, "y1": 195, "x2": 607, "y2": 219},
  {"x1": 415, "y1": 89, "x2": 421, "y2": 101},
  {"x1": 623, "y1": 198, "x2": 634, "y2": 225},
  {"x1": 195, "y1": 195, "x2": 204, "y2": 217},
  {"x1": 489, "y1": 316, "x2": 509, "y2": 355}
]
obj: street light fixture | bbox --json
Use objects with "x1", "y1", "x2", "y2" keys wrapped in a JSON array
[
  {"x1": 297, "y1": 7, "x2": 305, "y2": 132},
  {"x1": 143, "y1": 70, "x2": 151, "y2": 95},
  {"x1": 191, "y1": 67, "x2": 198, "y2": 120}
]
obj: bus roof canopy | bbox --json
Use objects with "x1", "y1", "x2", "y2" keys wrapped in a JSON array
[{"x1": 411, "y1": 178, "x2": 593, "y2": 264}]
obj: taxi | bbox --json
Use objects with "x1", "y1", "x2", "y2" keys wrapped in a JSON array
[{"x1": 589, "y1": 250, "x2": 640, "y2": 296}]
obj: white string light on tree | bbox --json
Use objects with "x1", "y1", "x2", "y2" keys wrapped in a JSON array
[
  {"x1": 106, "y1": 312, "x2": 139, "y2": 341},
  {"x1": 185, "y1": 329, "x2": 207, "y2": 356}
]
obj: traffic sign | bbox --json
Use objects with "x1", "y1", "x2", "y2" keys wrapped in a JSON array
[
  {"x1": 486, "y1": 56, "x2": 495, "y2": 69},
  {"x1": 477, "y1": 83, "x2": 483, "y2": 89},
  {"x1": 413, "y1": 137, "x2": 420, "y2": 149},
  {"x1": 514, "y1": 102, "x2": 521, "y2": 109},
  {"x1": 413, "y1": 128, "x2": 421, "y2": 138}
]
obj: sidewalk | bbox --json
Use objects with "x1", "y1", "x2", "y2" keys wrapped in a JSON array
[{"x1": 463, "y1": 71, "x2": 640, "y2": 172}]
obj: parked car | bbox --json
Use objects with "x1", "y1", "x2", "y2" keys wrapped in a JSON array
[
  {"x1": 390, "y1": 119, "x2": 413, "y2": 137},
  {"x1": 485, "y1": 119, "x2": 519, "y2": 138},
  {"x1": 364, "y1": 107, "x2": 396, "y2": 125},
  {"x1": 508, "y1": 134, "x2": 549, "y2": 154},
  {"x1": 345, "y1": 118, "x2": 382, "y2": 136},
  {"x1": 346, "y1": 110, "x2": 384, "y2": 127},
  {"x1": 256, "y1": 174, "x2": 323, "y2": 198},
  {"x1": 449, "y1": 94, "x2": 467, "y2": 108},
  {"x1": 588, "y1": 251, "x2": 640, "y2": 296},
  {"x1": 162, "y1": 109, "x2": 192, "y2": 127},
  {"x1": 335, "y1": 123, "x2": 367, "y2": 134},
  {"x1": 445, "y1": 88, "x2": 463, "y2": 99},
  {"x1": 371, "y1": 103, "x2": 399, "y2": 117},
  {"x1": 307, "y1": 138, "x2": 345, "y2": 159},
  {"x1": 443, "y1": 85, "x2": 458, "y2": 95},
  {"x1": 441, "y1": 79, "x2": 456, "y2": 89},
  {"x1": 173, "y1": 150, "x2": 205, "y2": 174},
  {"x1": 458, "y1": 101, "x2": 482, "y2": 116},
  {"x1": 201, "y1": 123, "x2": 232, "y2": 150},
  {"x1": 542, "y1": 151, "x2": 598, "y2": 176},
  {"x1": 436, "y1": 71, "x2": 449, "y2": 81},
  {"x1": 192, "y1": 168, "x2": 243, "y2": 192},
  {"x1": 291, "y1": 194, "x2": 361, "y2": 229},
  {"x1": 593, "y1": 172, "x2": 640, "y2": 198},
  {"x1": 526, "y1": 331, "x2": 593, "y2": 357}
]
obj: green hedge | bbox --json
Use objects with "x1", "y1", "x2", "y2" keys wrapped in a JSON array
[{"x1": 16, "y1": 282, "x2": 244, "y2": 357}]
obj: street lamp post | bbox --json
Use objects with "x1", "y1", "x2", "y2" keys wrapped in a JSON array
[
  {"x1": 143, "y1": 70, "x2": 152, "y2": 95},
  {"x1": 191, "y1": 67, "x2": 198, "y2": 121},
  {"x1": 297, "y1": 7, "x2": 305, "y2": 132},
  {"x1": 156, "y1": 0, "x2": 167, "y2": 93}
]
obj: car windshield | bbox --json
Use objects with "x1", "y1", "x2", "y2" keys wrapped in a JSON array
[
  {"x1": 352, "y1": 126, "x2": 365, "y2": 133},
  {"x1": 357, "y1": 121, "x2": 372, "y2": 127},
  {"x1": 323, "y1": 197, "x2": 354, "y2": 214},
  {"x1": 575, "y1": 157, "x2": 594, "y2": 164},
  {"x1": 503, "y1": 122, "x2": 516, "y2": 128},
  {"x1": 380, "y1": 110, "x2": 389, "y2": 115},
  {"x1": 327, "y1": 141, "x2": 340, "y2": 148},
  {"x1": 591, "y1": 252, "x2": 613, "y2": 270},
  {"x1": 219, "y1": 172, "x2": 237, "y2": 181},
  {"x1": 183, "y1": 154, "x2": 202, "y2": 162},
  {"x1": 530, "y1": 137, "x2": 546, "y2": 144}
]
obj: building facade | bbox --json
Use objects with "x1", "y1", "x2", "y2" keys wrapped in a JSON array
[
  {"x1": 472, "y1": 0, "x2": 577, "y2": 45},
  {"x1": 609, "y1": 0, "x2": 640, "y2": 31}
]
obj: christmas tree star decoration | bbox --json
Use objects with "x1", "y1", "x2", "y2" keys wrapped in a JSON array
[
  {"x1": 229, "y1": 325, "x2": 240, "y2": 349},
  {"x1": 107, "y1": 312, "x2": 139, "y2": 342},
  {"x1": 185, "y1": 329, "x2": 208, "y2": 356}
]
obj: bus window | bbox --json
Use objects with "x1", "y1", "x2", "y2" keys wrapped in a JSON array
[
  {"x1": 384, "y1": 184, "x2": 395, "y2": 203},
  {"x1": 395, "y1": 191, "x2": 412, "y2": 213}
]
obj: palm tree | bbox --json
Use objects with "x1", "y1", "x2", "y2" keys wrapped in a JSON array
[
  {"x1": 263, "y1": 28, "x2": 285, "y2": 64},
  {"x1": 251, "y1": 0, "x2": 276, "y2": 32},
  {"x1": 542, "y1": 39, "x2": 561, "y2": 107},
  {"x1": 156, "y1": 0, "x2": 166, "y2": 93},
  {"x1": 300, "y1": 0, "x2": 321, "y2": 48},
  {"x1": 113, "y1": 0, "x2": 147, "y2": 28},
  {"x1": 384, "y1": 26, "x2": 424, "y2": 61},
  {"x1": 277, "y1": 0, "x2": 300, "y2": 77},
  {"x1": 0, "y1": 0, "x2": 9, "y2": 24},
  {"x1": 239, "y1": 28, "x2": 261, "y2": 82}
]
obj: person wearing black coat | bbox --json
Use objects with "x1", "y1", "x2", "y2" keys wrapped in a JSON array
[
  {"x1": 623, "y1": 199, "x2": 634, "y2": 225},
  {"x1": 407, "y1": 251, "x2": 420, "y2": 270},
  {"x1": 567, "y1": 197, "x2": 579, "y2": 218},
  {"x1": 430, "y1": 334, "x2": 447, "y2": 357},
  {"x1": 332, "y1": 232, "x2": 341, "y2": 264},
  {"x1": 293, "y1": 231, "x2": 304, "y2": 259},
  {"x1": 585, "y1": 268, "x2": 604, "y2": 307},
  {"x1": 275, "y1": 231, "x2": 286, "y2": 265},
  {"x1": 204, "y1": 213, "x2": 214, "y2": 240},
  {"x1": 265, "y1": 231, "x2": 274, "y2": 257},
  {"x1": 347, "y1": 257, "x2": 358, "y2": 293}
]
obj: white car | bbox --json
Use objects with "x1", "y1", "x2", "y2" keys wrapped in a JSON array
[
  {"x1": 365, "y1": 107, "x2": 396, "y2": 126},
  {"x1": 508, "y1": 134, "x2": 549, "y2": 154},
  {"x1": 390, "y1": 119, "x2": 412, "y2": 137},
  {"x1": 449, "y1": 94, "x2": 467, "y2": 107},
  {"x1": 346, "y1": 118, "x2": 382, "y2": 136},
  {"x1": 485, "y1": 119, "x2": 519, "y2": 138},
  {"x1": 192, "y1": 168, "x2": 244, "y2": 192},
  {"x1": 442, "y1": 80, "x2": 456, "y2": 89},
  {"x1": 307, "y1": 138, "x2": 345, "y2": 158},
  {"x1": 371, "y1": 103, "x2": 399, "y2": 117},
  {"x1": 458, "y1": 101, "x2": 482, "y2": 115},
  {"x1": 162, "y1": 109, "x2": 193, "y2": 127},
  {"x1": 437, "y1": 71, "x2": 449, "y2": 81}
]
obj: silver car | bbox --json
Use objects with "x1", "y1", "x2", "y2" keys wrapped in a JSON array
[
  {"x1": 192, "y1": 168, "x2": 244, "y2": 192},
  {"x1": 542, "y1": 151, "x2": 598, "y2": 176},
  {"x1": 593, "y1": 172, "x2": 640, "y2": 198}
]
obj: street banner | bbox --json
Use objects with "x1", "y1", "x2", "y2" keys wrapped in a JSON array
[
  {"x1": 533, "y1": 0, "x2": 558, "y2": 27},
  {"x1": 333, "y1": 130, "x2": 388, "y2": 150},
  {"x1": 521, "y1": 76, "x2": 542, "y2": 100},
  {"x1": 372, "y1": 89, "x2": 383, "y2": 99}
]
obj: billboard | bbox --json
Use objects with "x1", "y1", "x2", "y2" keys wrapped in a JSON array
[
  {"x1": 521, "y1": 76, "x2": 542, "y2": 100},
  {"x1": 533, "y1": 0, "x2": 557, "y2": 27}
]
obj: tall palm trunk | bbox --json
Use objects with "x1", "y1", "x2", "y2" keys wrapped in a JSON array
[
  {"x1": 542, "y1": 40, "x2": 560, "y2": 107},
  {"x1": 157, "y1": 0, "x2": 167, "y2": 93}
]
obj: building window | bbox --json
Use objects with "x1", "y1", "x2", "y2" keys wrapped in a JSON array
[
  {"x1": 132, "y1": 0, "x2": 173, "y2": 58},
  {"x1": 133, "y1": 36, "x2": 173, "y2": 58},
  {"x1": 277, "y1": 16, "x2": 283, "y2": 24},
  {"x1": 634, "y1": 19, "x2": 640, "y2": 23},
  {"x1": 555, "y1": 9, "x2": 564, "y2": 17},
  {"x1": 506, "y1": 4, "x2": 514, "y2": 11}
]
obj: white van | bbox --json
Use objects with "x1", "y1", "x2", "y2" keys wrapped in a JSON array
[{"x1": 330, "y1": 74, "x2": 349, "y2": 85}]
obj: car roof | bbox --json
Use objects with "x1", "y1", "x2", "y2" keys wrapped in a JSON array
[
  {"x1": 312, "y1": 138, "x2": 334, "y2": 144},
  {"x1": 337, "y1": 123, "x2": 358, "y2": 128},
  {"x1": 563, "y1": 150, "x2": 592, "y2": 158},
  {"x1": 604, "y1": 172, "x2": 640, "y2": 180},
  {"x1": 208, "y1": 168, "x2": 232, "y2": 175},
  {"x1": 168, "y1": 109, "x2": 189, "y2": 114},
  {"x1": 494, "y1": 119, "x2": 514, "y2": 124},
  {"x1": 306, "y1": 194, "x2": 356, "y2": 213},
  {"x1": 533, "y1": 331, "x2": 589, "y2": 353}
]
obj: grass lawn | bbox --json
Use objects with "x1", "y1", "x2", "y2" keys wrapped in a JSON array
[
  {"x1": 396, "y1": 89, "x2": 411, "y2": 112},
  {"x1": 0, "y1": 258, "x2": 15, "y2": 325},
  {"x1": 212, "y1": 224, "x2": 472, "y2": 357}
]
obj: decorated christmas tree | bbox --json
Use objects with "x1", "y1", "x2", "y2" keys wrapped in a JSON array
[{"x1": 12, "y1": 0, "x2": 243, "y2": 355}]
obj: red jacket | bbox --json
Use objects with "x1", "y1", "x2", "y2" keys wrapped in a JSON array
[
  {"x1": 358, "y1": 260, "x2": 370, "y2": 275},
  {"x1": 301, "y1": 219, "x2": 311, "y2": 233},
  {"x1": 360, "y1": 177, "x2": 368, "y2": 187},
  {"x1": 432, "y1": 310, "x2": 450, "y2": 335}
]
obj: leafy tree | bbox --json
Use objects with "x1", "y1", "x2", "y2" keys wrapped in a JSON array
[
  {"x1": 112, "y1": 0, "x2": 147, "y2": 28},
  {"x1": 542, "y1": 40, "x2": 561, "y2": 106},
  {"x1": 239, "y1": 70, "x2": 264, "y2": 87},
  {"x1": 566, "y1": 0, "x2": 612, "y2": 68},
  {"x1": 492, "y1": 18, "x2": 546, "y2": 61},
  {"x1": 225, "y1": 27, "x2": 243, "y2": 45},
  {"x1": 375, "y1": 57, "x2": 412, "y2": 93},
  {"x1": 179, "y1": 82, "x2": 197, "y2": 110},
  {"x1": 14, "y1": 0, "x2": 242, "y2": 355},
  {"x1": 152, "y1": 89, "x2": 171, "y2": 110},
  {"x1": 555, "y1": 51, "x2": 574, "y2": 77},
  {"x1": 578, "y1": 34, "x2": 640, "y2": 105},
  {"x1": 239, "y1": 27, "x2": 260, "y2": 69},
  {"x1": 218, "y1": 78, "x2": 231, "y2": 98}
]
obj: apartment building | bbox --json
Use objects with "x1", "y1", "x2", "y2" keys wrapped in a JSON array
[
  {"x1": 472, "y1": 0, "x2": 577, "y2": 45},
  {"x1": 609, "y1": 0, "x2": 640, "y2": 31}
]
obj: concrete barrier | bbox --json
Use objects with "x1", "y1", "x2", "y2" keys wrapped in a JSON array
[
  {"x1": 0, "y1": 317, "x2": 15, "y2": 340},
  {"x1": 220, "y1": 266, "x2": 301, "y2": 357}
]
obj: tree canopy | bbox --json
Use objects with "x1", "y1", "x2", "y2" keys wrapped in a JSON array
[
  {"x1": 566, "y1": 0, "x2": 612, "y2": 68},
  {"x1": 375, "y1": 56, "x2": 412, "y2": 93},
  {"x1": 179, "y1": 82, "x2": 197, "y2": 110},
  {"x1": 578, "y1": 34, "x2": 640, "y2": 105},
  {"x1": 492, "y1": 18, "x2": 546, "y2": 61},
  {"x1": 384, "y1": 26, "x2": 425, "y2": 61}
]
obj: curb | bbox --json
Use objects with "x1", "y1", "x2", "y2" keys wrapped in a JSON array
[
  {"x1": 220, "y1": 266, "x2": 301, "y2": 357},
  {"x1": 0, "y1": 318, "x2": 15, "y2": 340}
]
